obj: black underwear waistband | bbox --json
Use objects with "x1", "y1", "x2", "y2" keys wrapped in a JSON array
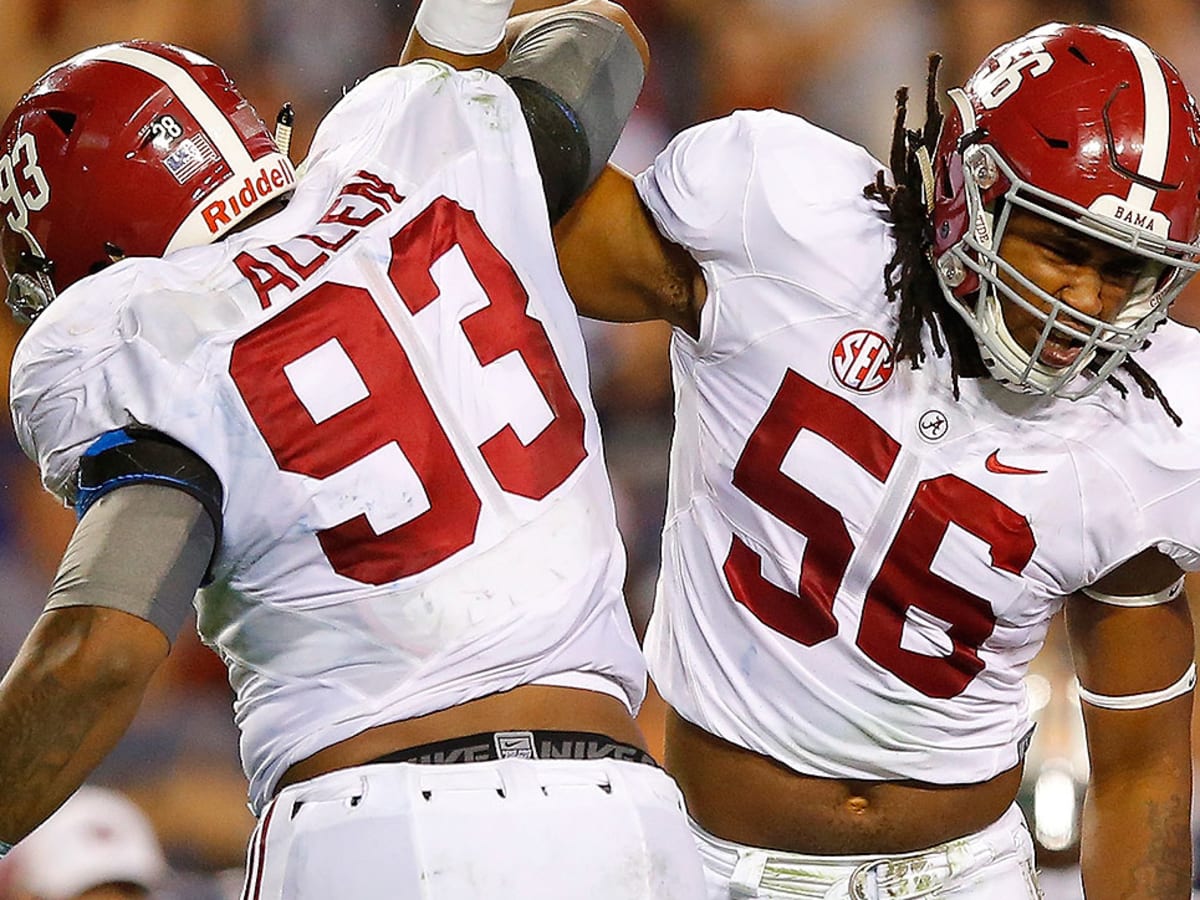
[{"x1": 364, "y1": 730, "x2": 659, "y2": 768}]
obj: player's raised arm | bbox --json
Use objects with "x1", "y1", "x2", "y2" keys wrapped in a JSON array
[
  {"x1": 1066, "y1": 552, "x2": 1196, "y2": 899},
  {"x1": 405, "y1": 0, "x2": 648, "y2": 222},
  {"x1": 401, "y1": 0, "x2": 699, "y2": 331}
]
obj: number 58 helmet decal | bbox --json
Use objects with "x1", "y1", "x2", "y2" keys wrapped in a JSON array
[
  {"x1": 931, "y1": 23, "x2": 1200, "y2": 398},
  {"x1": 0, "y1": 40, "x2": 295, "y2": 321}
]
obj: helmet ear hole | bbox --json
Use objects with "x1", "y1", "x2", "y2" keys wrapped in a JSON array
[{"x1": 46, "y1": 110, "x2": 76, "y2": 136}]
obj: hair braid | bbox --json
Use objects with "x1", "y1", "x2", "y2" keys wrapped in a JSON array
[
  {"x1": 865, "y1": 54, "x2": 982, "y2": 396},
  {"x1": 1110, "y1": 352, "x2": 1183, "y2": 426}
]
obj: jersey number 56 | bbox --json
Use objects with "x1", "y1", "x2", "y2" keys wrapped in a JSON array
[{"x1": 725, "y1": 371, "x2": 1036, "y2": 699}]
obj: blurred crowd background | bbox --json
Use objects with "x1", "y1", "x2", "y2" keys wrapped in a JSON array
[{"x1": 1, "y1": 1, "x2": 1199, "y2": 897}]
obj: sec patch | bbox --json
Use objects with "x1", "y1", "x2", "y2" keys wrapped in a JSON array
[{"x1": 830, "y1": 330, "x2": 894, "y2": 393}]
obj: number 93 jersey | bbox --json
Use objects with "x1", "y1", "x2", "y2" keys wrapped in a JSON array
[
  {"x1": 635, "y1": 110, "x2": 1200, "y2": 784},
  {"x1": 10, "y1": 61, "x2": 644, "y2": 813}
]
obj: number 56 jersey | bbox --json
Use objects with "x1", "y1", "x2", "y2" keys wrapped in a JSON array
[
  {"x1": 637, "y1": 110, "x2": 1200, "y2": 785},
  {"x1": 10, "y1": 61, "x2": 644, "y2": 813}
]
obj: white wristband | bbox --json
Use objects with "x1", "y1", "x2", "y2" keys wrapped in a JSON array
[{"x1": 414, "y1": 0, "x2": 517, "y2": 55}]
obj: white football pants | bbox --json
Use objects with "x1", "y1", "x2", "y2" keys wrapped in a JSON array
[
  {"x1": 240, "y1": 756, "x2": 707, "y2": 899},
  {"x1": 693, "y1": 803, "x2": 1041, "y2": 899}
]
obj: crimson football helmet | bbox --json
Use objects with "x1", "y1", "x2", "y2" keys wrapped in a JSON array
[
  {"x1": 931, "y1": 23, "x2": 1200, "y2": 398},
  {"x1": 0, "y1": 40, "x2": 295, "y2": 322}
]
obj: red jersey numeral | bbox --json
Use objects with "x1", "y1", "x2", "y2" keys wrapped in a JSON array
[
  {"x1": 230, "y1": 197, "x2": 587, "y2": 584},
  {"x1": 725, "y1": 370, "x2": 899, "y2": 645},
  {"x1": 725, "y1": 371, "x2": 1035, "y2": 698},
  {"x1": 390, "y1": 198, "x2": 586, "y2": 499}
]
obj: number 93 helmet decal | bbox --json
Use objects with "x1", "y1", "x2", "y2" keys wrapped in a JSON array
[
  {"x1": 0, "y1": 40, "x2": 295, "y2": 322},
  {"x1": 931, "y1": 23, "x2": 1200, "y2": 398}
]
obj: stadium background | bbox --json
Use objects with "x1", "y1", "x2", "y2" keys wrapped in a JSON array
[{"x1": 0, "y1": 1, "x2": 1197, "y2": 896}]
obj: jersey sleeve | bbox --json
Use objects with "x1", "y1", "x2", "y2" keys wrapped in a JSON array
[
  {"x1": 9, "y1": 266, "x2": 221, "y2": 508},
  {"x1": 302, "y1": 65, "x2": 425, "y2": 171},
  {"x1": 1161, "y1": 544, "x2": 1200, "y2": 571},
  {"x1": 1134, "y1": 325, "x2": 1200, "y2": 572},
  {"x1": 304, "y1": 62, "x2": 532, "y2": 184},
  {"x1": 635, "y1": 110, "x2": 895, "y2": 353},
  {"x1": 1085, "y1": 322, "x2": 1200, "y2": 575},
  {"x1": 11, "y1": 284, "x2": 132, "y2": 502},
  {"x1": 635, "y1": 109, "x2": 888, "y2": 265},
  {"x1": 634, "y1": 112, "x2": 758, "y2": 261}
]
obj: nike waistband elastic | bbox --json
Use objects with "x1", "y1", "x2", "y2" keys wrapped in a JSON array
[{"x1": 364, "y1": 730, "x2": 659, "y2": 768}]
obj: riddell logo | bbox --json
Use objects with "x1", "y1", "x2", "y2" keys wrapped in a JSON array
[
  {"x1": 202, "y1": 160, "x2": 295, "y2": 235},
  {"x1": 830, "y1": 330, "x2": 895, "y2": 393}
]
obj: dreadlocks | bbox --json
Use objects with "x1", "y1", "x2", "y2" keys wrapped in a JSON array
[
  {"x1": 1107, "y1": 350, "x2": 1183, "y2": 426},
  {"x1": 864, "y1": 54, "x2": 1182, "y2": 422},
  {"x1": 864, "y1": 54, "x2": 983, "y2": 398}
]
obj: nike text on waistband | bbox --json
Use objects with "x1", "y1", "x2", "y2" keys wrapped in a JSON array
[{"x1": 362, "y1": 730, "x2": 659, "y2": 768}]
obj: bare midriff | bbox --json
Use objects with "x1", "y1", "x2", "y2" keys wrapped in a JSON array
[
  {"x1": 276, "y1": 685, "x2": 644, "y2": 793},
  {"x1": 666, "y1": 710, "x2": 1024, "y2": 855}
]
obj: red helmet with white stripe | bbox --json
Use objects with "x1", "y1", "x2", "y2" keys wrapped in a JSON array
[
  {"x1": 0, "y1": 40, "x2": 295, "y2": 321},
  {"x1": 931, "y1": 23, "x2": 1200, "y2": 398}
]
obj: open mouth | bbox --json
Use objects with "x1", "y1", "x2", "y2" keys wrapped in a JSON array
[{"x1": 1037, "y1": 331, "x2": 1085, "y2": 368}]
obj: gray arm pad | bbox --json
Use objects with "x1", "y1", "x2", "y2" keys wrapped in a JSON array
[
  {"x1": 500, "y1": 10, "x2": 646, "y2": 186},
  {"x1": 46, "y1": 483, "x2": 216, "y2": 644}
]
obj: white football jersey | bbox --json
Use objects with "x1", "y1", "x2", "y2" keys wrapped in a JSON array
[
  {"x1": 636, "y1": 110, "x2": 1200, "y2": 784},
  {"x1": 11, "y1": 61, "x2": 644, "y2": 812}
]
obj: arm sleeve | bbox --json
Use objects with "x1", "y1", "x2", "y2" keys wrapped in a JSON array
[
  {"x1": 51, "y1": 427, "x2": 226, "y2": 636},
  {"x1": 500, "y1": 10, "x2": 645, "y2": 222},
  {"x1": 46, "y1": 484, "x2": 217, "y2": 644}
]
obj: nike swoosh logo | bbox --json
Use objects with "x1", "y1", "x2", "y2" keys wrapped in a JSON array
[{"x1": 985, "y1": 450, "x2": 1046, "y2": 476}]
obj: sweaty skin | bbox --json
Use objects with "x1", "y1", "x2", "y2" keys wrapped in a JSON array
[{"x1": 995, "y1": 208, "x2": 1147, "y2": 368}]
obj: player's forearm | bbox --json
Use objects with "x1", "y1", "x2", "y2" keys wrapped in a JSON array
[
  {"x1": 1079, "y1": 761, "x2": 1193, "y2": 898},
  {"x1": 0, "y1": 607, "x2": 166, "y2": 842},
  {"x1": 1066, "y1": 589, "x2": 1195, "y2": 896}
]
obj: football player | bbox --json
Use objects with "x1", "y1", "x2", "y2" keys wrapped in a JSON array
[
  {"x1": 430, "y1": 15, "x2": 1200, "y2": 900},
  {"x1": 0, "y1": 1, "x2": 706, "y2": 897}
]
